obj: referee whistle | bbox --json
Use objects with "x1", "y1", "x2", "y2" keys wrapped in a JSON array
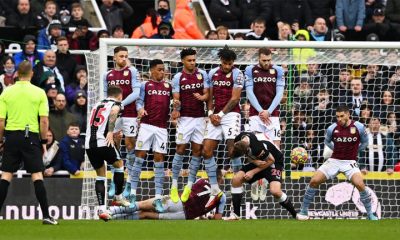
[{"x1": 25, "y1": 125, "x2": 29, "y2": 138}]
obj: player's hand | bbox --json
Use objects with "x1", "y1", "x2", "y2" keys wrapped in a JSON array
[
  {"x1": 253, "y1": 160, "x2": 267, "y2": 167},
  {"x1": 210, "y1": 114, "x2": 221, "y2": 126},
  {"x1": 259, "y1": 110, "x2": 271, "y2": 125},
  {"x1": 386, "y1": 168, "x2": 394, "y2": 175},
  {"x1": 138, "y1": 108, "x2": 148, "y2": 118},
  {"x1": 173, "y1": 99, "x2": 181, "y2": 110},
  {"x1": 193, "y1": 93, "x2": 207, "y2": 101},
  {"x1": 361, "y1": 168, "x2": 368, "y2": 175},
  {"x1": 105, "y1": 131, "x2": 115, "y2": 147},
  {"x1": 113, "y1": 130, "x2": 123, "y2": 139},
  {"x1": 44, "y1": 167, "x2": 54, "y2": 177},
  {"x1": 171, "y1": 109, "x2": 180, "y2": 120},
  {"x1": 244, "y1": 171, "x2": 255, "y2": 181}
]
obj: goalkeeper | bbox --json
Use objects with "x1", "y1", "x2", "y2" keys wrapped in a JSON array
[
  {"x1": 229, "y1": 131, "x2": 297, "y2": 220},
  {"x1": 99, "y1": 169, "x2": 226, "y2": 221}
]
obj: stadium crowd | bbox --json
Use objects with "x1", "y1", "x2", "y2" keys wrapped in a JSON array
[{"x1": 0, "y1": 0, "x2": 399, "y2": 176}]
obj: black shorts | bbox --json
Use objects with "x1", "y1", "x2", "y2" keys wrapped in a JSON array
[
  {"x1": 241, "y1": 163, "x2": 283, "y2": 184},
  {"x1": 1, "y1": 131, "x2": 44, "y2": 173},
  {"x1": 86, "y1": 146, "x2": 121, "y2": 169}
]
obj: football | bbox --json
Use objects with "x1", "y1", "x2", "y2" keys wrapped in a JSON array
[{"x1": 290, "y1": 147, "x2": 309, "y2": 165}]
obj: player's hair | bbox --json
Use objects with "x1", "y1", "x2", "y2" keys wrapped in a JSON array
[
  {"x1": 258, "y1": 47, "x2": 271, "y2": 56},
  {"x1": 149, "y1": 59, "x2": 164, "y2": 69},
  {"x1": 218, "y1": 45, "x2": 237, "y2": 61},
  {"x1": 232, "y1": 140, "x2": 248, "y2": 158},
  {"x1": 336, "y1": 105, "x2": 350, "y2": 113},
  {"x1": 68, "y1": 122, "x2": 80, "y2": 129},
  {"x1": 114, "y1": 46, "x2": 128, "y2": 55},
  {"x1": 17, "y1": 60, "x2": 32, "y2": 78},
  {"x1": 180, "y1": 48, "x2": 197, "y2": 59},
  {"x1": 107, "y1": 85, "x2": 123, "y2": 97}
]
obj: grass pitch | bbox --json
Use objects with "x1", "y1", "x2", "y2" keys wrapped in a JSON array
[{"x1": 2, "y1": 219, "x2": 399, "y2": 240}]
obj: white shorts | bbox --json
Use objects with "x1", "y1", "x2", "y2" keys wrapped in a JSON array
[
  {"x1": 204, "y1": 112, "x2": 241, "y2": 141},
  {"x1": 114, "y1": 117, "x2": 138, "y2": 137},
  {"x1": 318, "y1": 158, "x2": 361, "y2": 180},
  {"x1": 249, "y1": 116, "x2": 281, "y2": 141},
  {"x1": 158, "y1": 195, "x2": 186, "y2": 220},
  {"x1": 176, "y1": 117, "x2": 206, "y2": 145},
  {"x1": 135, "y1": 123, "x2": 168, "y2": 154}
]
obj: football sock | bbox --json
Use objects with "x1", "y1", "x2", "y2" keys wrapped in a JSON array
[
  {"x1": 0, "y1": 179, "x2": 10, "y2": 212},
  {"x1": 360, "y1": 190, "x2": 373, "y2": 215},
  {"x1": 125, "y1": 151, "x2": 136, "y2": 183},
  {"x1": 231, "y1": 157, "x2": 242, "y2": 173},
  {"x1": 33, "y1": 180, "x2": 50, "y2": 218},
  {"x1": 131, "y1": 157, "x2": 144, "y2": 191},
  {"x1": 154, "y1": 162, "x2": 164, "y2": 197},
  {"x1": 171, "y1": 153, "x2": 184, "y2": 187},
  {"x1": 188, "y1": 156, "x2": 201, "y2": 186},
  {"x1": 95, "y1": 177, "x2": 106, "y2": 206},
  {"x1": 114, "y1": 167, "x2": 124, "y2": 195},
  {"x1": 204, "y1": 157, "x2": 217, "y2": 185},
  {"x1": 231, "y1": 187, "x2": 243, "y2": 217},
  {"x1": 277, "y1": 193, "x2": 297, "y2": 218},
  {"x1": 301, "y1": 186, "x2": 317, "y2": 214}
]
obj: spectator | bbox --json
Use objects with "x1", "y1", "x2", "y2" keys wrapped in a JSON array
[
  {"x1": 68, "y1": 2, "x2": 92, "y2": 28},
  {"x1": 278, "y1": 23, "x2": 294, "y2": 41},
  {"x1": 292, "y1": 109, "x2": 308, "y2": 145},
  {"x1": 49, "y1": 93, "x2": 77, "y2": 141},
  {"x1": 65, "y1": 65, "x2": 87, "y2": 106},
  {"x1": 45, "y1": 83, "x2": 58, "y2": 111},
  {"x1": 13, "y1": 35, "x2": 44, "y2": 68},
  {"x1": 360, "y1": 117, "x2": 397, "y2": 174},
  {"x1": 29, "y1": 0, "x2": 46, "y2": 16},
  {"x1": 386, "y1": 0, "x2": 400, "y2": 24},
  {"x1": 37, "y1": 0, "x2": 59, "y2": 29},
  {"x1": 97, "y1": 29, "x2": 110, "y2": 39},
  {"x1": 373, "y1": 90, "x2": 399, "y2": 123},
  {"x1": 309, "y1": 17, "x2": 332, "y2": 41},
  {"x1": 293, "y1": 77, "x2": 313, "y2": 111},
  {"x1": 293, "y1": 29, "x2": 316, "y2": 72},
  {"x1": 347, "y1": 50, "x2": 367, "y2": 78},
  {"x1": 55, "y1": 36, "x2": 76, "y2": 86},
  {"x1": 298, "y1": 61, "x2": 328, "y2": 96},
  {"x1": 330, "y1": 68, "x2": 352, "y2": 105},
  {"x1": 67, "y1": 19, "x2": 98, "y2": 63},
  {"x1": 311, "y1": 89, "x2": 334, "y2": 144},
  {"x1": 361, "y1": 64, "x2": 386, "y2": 101},
  {"x1": 365, "y1": 0, "x2": 385, "y2": 21},
  {"x1": 6, "y1": 0, "x2": 39, "y2": 29},
  {"x1": 0, "y1": 40, "x2": 6, "y2": 72},
  {"x1": 111, "y1": 25, "x2": 125, "y2": 38},
  {"x1": 303, "y1": 128, "x2": 322, "y2": 170},
  {"x1": 274, "y1": 0, "x2": 313, "y2": 30},
  {"x1": 59, "y1": 123, "x2": 85, "y2": 176},
  {"x1": 363, "y1": 8, "x2": 400, "y2": 41},
  {"x1": 43, "y1": 128, "x2": 63, "y2": 177},
  {"x1": 237, "y1": 0, "x2": 273, "y2": 29},
  {"x1": 233, "y1": 32, "x2": 246, "y2": 40},
  {"x1": 37, "y1": 19, "x2": 65, "y2": 50},
  {"x1": 32, "y1": 50, "x2": 65, "y2": 91},
  {"x1": 339, "y1": 78, "x2": 373, "y2": 117},
  {"x1": 387, "y1": 67, "x2": 400, "y2": 105},
  {"x1": 307, "y1": 0, "x2": 336, "y2": 28},
  {"x1": 38, "y1": 70, "x2": 63, "y2": 93},
  {"x1": 359, "y1": 103, "x2": 373, "y2": 126},
  {"x1": 131, "y1": 8, "x2": 160, "y2": 39},
  {"x1": 70, "y1": 90, "x2": 87, "y2": 133},
  {"x1": 0, "y1": 57, "x2": 16, "y2": 93},
  {"x1": 208, "y1": 0, "x2": 240, "y2": 29},
  {"x1": 205, "y1": 30, "x2": 218, "y2": 40},
  {"x1": 245, "y1": 18, "x2": 268, "y2": 40},
  {"x1": 100, "y1": 0, "x2": 133, "y2": 32},
  {"x1": 173, "y1": 0, "x2": 204, "y2": 39},
  {"x1": 151, "y1": 21, "x2": 174, "y2": 39},
  {"x1": 384, "y1": 49, "x2": 400, "y2": 65},
  {"x1": 157, "y1": 0, "x2": 172, "y2": 23},
  {"x1": 216, "y1": 25, "x2": 230, "y2": 40},
  {"x1": 336, "y1": 0, "x2": 365, "y2": 41}
]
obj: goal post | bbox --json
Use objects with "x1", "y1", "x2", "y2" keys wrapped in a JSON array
[{"x1": 80, "y1": 39, "x2": 400, "y2": 219}]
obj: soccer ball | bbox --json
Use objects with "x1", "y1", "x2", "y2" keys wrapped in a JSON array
[{"x1": 290, "y1": 147, "x2": 308, "y2": 165}]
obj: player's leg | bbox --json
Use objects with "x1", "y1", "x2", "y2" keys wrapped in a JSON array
[
  {"x1": 202, "y1": 139, "x2": 220, "y2": 193},
  {"x1": 349, "y1": 171, "x2": 378, "y2": 220},
  {"x1": 269, "y1": 181, "x2": 297, "y2": 218},
  {"x1": 170, "y1": 143, "x2": 187, "y2": 202},
  {"x1": 223, "y1": 113, "x2": 242, "y2": 173},
  {"x1": 152, "y1": 126, "x2": 168, "y2": 212},
  {"x1": 123, "y1": 117, "x2": 138, "y2": 198},
  {"x1": 108, "y1": 165, "x2": 115, "y2": 198},
  {"x1": 110, "y1": 159, "x2": 129, "y2": 207},
  {"x1": 181, "y1": 141, "x2": 203, "y2": 202},
  {"x1": 230, "y1": 171, "x2": 246, "y2": 218},
  {"x1": 0, "y1": 172, "x2": 13, "y2": 213}
]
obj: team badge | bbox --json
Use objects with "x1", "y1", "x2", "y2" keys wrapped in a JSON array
[
  {"x1": 254, "y1": 70, "x2": 259, "y2": 74},
  {"x1": 164, "y1": 83, "x2": 169, "y2": 88},
  {"x1": 137, "y1": 141, "x2": 143, "y2": 148},
  {"x1": 178, "y1": 133, "x2": 183, "y2": 141},
  {"x1": 350, "y1": 127, "x2": 356, "y2": 134},
  {"x1": 204, "y1": 130, "x2": 208, "y2": 137},
  {"x1": 226, "y1": 72, "x2": 232, "y2": 78},
  {"x1": 196, "y1": 74, "x2": 203, "y2": 80},
  {"x1": 269, "y1": 69, "x2": 275, "y2": 74},
  {"x1": 123, "y1": 70, "x2": 129, "y2": 76}
]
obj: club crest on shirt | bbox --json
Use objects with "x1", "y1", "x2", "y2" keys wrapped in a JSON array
[
  {"x1": 196, "y1": 73, "x2": 203, "y2": 80},
  {"x1": 178, "y1": 133, "x2": 183, "y2": 141},
  {"x1": 350, "y1": 127, "x2": 356, "y2": 134},
  {"x1": 137, "y1": 141, "x2": 143, "y2": 148},
  {"x1": 269, "y1": 69, "x2": 275, "y2": 74},
  {"x1": 226, "y1": 72, "x2": 232, "y2": 78},
  {"x1": 254, "y1": 70, "x2": 259, "y2": 74},
  {"x1": 123, "y1": 70, "x2": 129, "y2": 76},
  {"x1": 164, "y1": 83, "x2": 170, "y2": 88}
]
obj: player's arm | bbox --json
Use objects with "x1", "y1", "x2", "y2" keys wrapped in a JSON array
[
  {"x1": 136, "y1": 82, "x2": 147, "y2": 117},
  {"x1": 102, "y1": 72, "x2": 108, "y2": 98},
  {"x1": 0, "y1": 94, "x2": 6, "y2": 145},
  {"x1": 121, "y1": 67, "x2": 141, "y2": 107},
  {"x1": 193, "y1": 71, "x2": 210, "y2": 102},
  {"x1": 267, "y1": 66, "x2": 285, "y2": 114},
  {"x1": 217, "y1": 70, "x2": 244, "y2": 116},
  {"x1": 324, "y1": 124, "x2": 336, "y2": 150},
  {"x1": 171, "y1": 73, "x2": 181, "y2": 115},
  {"x1": 105, "y1": 104, "x2": 121, "y2": 147},
  {"x1": 245, "y1": 65, "x2": 263, "y2": 112},
  {"x1": 206, "y1": 70, "x2": 215, "y2": 116},
  {"x1": 355, "y1": 121, "x2": 368, "y2": 152},
  {"x1": 38, "y1": 90, "x2": 49, "y2": 152}
]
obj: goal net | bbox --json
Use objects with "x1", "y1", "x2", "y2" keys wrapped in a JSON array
[{"x1": 81, "y1": 39, "x2": 400, "y2": 219}]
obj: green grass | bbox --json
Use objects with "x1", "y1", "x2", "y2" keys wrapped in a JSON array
[{"x1": 2, "y1": 219, "x2": 399, "y2": 240}]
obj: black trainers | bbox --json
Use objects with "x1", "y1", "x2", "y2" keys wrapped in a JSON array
[{"x1": 42, "y1": 217, "x2": 58, "y2": 225}]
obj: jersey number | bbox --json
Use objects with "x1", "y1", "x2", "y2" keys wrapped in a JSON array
[
  {"x1": 271, "y1": 169, "x2": 281, "y2": 177},
  {"x1": 160, "y1": 142, "x2": 166, "y2": 150},
  {"x1": 274, "y1": 129, "x2": 281, "y2": 138},
  {"x1": 90, "y1": 107, "x2": 106, "y2": 127},
  {"x1": 130, "y1": 125, "x2": 135, "y2": 134}
]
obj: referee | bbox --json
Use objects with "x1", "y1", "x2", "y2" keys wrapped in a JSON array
[{"x1": 0, "y1": 61, "x2": 58, "y2": 225}]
